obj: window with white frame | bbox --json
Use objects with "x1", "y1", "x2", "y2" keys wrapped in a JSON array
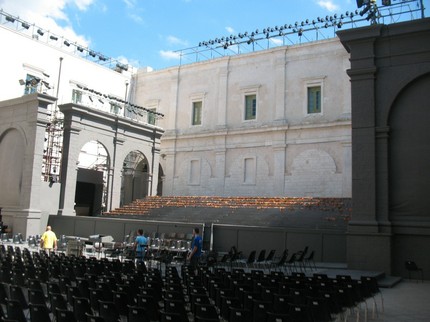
[
  {"x1": 110, "y1": 102, "x2": 121, "y2": 115},
  {"x1": 147, "y1": 108, "x2": 156, "y2": 125},
  {"x1": 72, "y1": 89, "x2": 82, "y2": 104},
  {"x1": 307, "y1": 84, "x2": 322, "y2": 114},
  {"x1": 244, "y1": 94, "x2": 257, "y2": 120},
  {"x1": 192, "y1": 101, "x2": 202, "y2": 125}
]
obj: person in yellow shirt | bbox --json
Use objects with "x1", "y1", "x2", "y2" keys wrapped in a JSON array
[{"x1": 40, "y1": 225, "x2": 57, "y2": 252}]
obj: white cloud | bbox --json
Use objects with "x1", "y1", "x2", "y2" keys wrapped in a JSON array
[
  {"x1": 115, "y1": 55, "x2": 140, "y2": 69},
  {"x1": 270, "y1": 38, "x2": 284, "y2": 46},
  {"x1": 129, "y1": 13, "x2": 144, "y2": 24},
  {"x1": 316, "y1": 0, "x2": 339, "y2": 12},
  {"x1": 74, "y1": 0, "x2": 94, "y2": 11},
  {"x1": 0, "y1": 0, "x2": 92, "y2": 45},
  {"x1": 166, "y1": 35, "x2": 188, "y2": 47},
  {"x1": 225, "y1": 26, "x2": 235, "y2": 34},
  {"x1": 159, "y1": 50, "x2": 181, "y2": 60},
  {"x1": 122, "y1": 0, "x2": 137, "y2": 9}
]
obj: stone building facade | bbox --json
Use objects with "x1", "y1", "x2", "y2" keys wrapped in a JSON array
[{"x1": 135, "y1": 38, "x2": 352, "y2": 197}]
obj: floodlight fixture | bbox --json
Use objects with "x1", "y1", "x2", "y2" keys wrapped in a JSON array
[
  {"x1": 64, "y1": 40, "x2": 70, "y2": 46},
  {"x1": 50, "y1": 35, "x2": 58, "y2": 41},
  {"x1": 37, "y1": 28, "x2": 44, "y2": 36},
  {"x1": 21, "y1": 22, "x2": 30, "y2": 29},
  {"x1": 356, "y1": 0, "x2": 370, "y2": 8},
  {"x1": 5, "y1": 15, "x2": 15, "y2": 23}
]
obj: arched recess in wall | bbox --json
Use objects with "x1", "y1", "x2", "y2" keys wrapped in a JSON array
[
  {"x1": 287, "y1": 148, "x2": 340, "y2": 197},
  {"x1": 76, "y1": 140, "x2": 110, "y2": 216},
  {"x1": 157, "y1": 164, "x2": 164, "y2": 196},
  {"x1": 120, "y1": 151, "x2": 149, "y2": 206},
  {"x1": 388, "y1": 73, "x2": 430, "y2": 220},
  {"x1": 0, "y1": 128, "x2": 25, "y2": 206}
]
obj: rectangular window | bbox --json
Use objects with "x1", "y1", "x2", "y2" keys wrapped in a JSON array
[
  {"x1": 110, "y1": 103, "x2": 121, "y2": 115},
  {"x1": 244, "y1": 157, "x2": 256, "y2": 184},
  {"x1": 72, "y1": 89, "x2": 82, "y2": 104},
  {"x1": 307, "y1": 86, "x2": 321, "y2": 114},
  {"x1": 245, "y1": 94, "x2": 257, "y2": 120},
  {"x1": 192, "y1": 101, "x2": 202, "y2": 125},
  {"x1": 189, "y1": 159, "x2": 201, "y2": 185},
  {"x1": 147, "y1": 108, "x2": 156, "y2": 125},
  {"x1": 24, "y1": 74, "x2": 39, "y2": 95}
]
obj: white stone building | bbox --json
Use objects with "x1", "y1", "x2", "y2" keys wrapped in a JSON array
[
  {"x1": 0, "y1": 13, "x2": 351, "y2": 237},
  {"x1": 136, "y1": 38, "x2": 351, "y2": 197},
  {"x1": 0, "y1": 22, "x2": 163, "y2": 237}
]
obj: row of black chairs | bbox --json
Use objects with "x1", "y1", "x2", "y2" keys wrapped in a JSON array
[
  {"x1": 216, "y1": 247, "x2": 316, "y2": 274},
  {"x1": 0, "y1": 243, "x2": 385, "y2": 322}
]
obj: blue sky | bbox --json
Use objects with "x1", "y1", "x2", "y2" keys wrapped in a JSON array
[{"x1": 0, "y1": 0, "x2": 428, "y2": 70}]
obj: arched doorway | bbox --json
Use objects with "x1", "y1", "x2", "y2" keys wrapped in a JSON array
[
  {"x1": 75, "y1": 140, "x2": 110, "y2": 216},
  {"x1": 120, "y1": 151, "x2": 149, "y2": 206},
  {"x1": 157, "y1": 164, "x2": 164, "y2": 196}
]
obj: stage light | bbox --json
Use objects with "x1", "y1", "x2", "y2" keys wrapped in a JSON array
[
  {"x1": 89, "y1": 51, "x2": 96, "y2": 57},
  {"x1": 21, "y1": 22, "x2": 30, "y2": 29},
  {"x1": 5, "y1": 15, "x2": 15, "y2": 23},
  {"x1": 37, "y1": 29, "x2": 44, "y2": 36},
  {"x1": 356, "y1": 0, "x2": 370, "y2": 8},
  {"x1": 77, "y1": 46, "x2": 84, "y2": 52},
  {"x1": 382, "y1": 0, "x2": 391, "y2": 5},
  {"x1": 50, "y1": 35, "x2": 58, "y2": 41}
]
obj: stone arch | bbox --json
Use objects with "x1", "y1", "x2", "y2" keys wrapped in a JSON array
[
  {"x1": 388, "y1": 73, "x2": 430, "y2": 219},
  {"x1": 74, "y1": 140, "x2": 110, "y2": 215},
  {"x1": 58, "y1": 103, "x2": 163, "y2": 215},
  {"x1": 0, "y1": 128, "x2": 26, "y2": 206},
  {"x1": 286, "y1": 149, "x2": 341, "y2": 197},
  {"x1": 291, "y1": 149, "x2": 337, "y2": 174},
  {"x1": 120, "y1": 150, "x2": 150, "y2": 206}
]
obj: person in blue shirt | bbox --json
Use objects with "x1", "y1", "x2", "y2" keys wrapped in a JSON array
[
  {"x1": 134, "y1": 229, "x2": 148, "y2": 263},
  {"x1": 187, "y1": 227, "x2": 202, "y2": 273}
]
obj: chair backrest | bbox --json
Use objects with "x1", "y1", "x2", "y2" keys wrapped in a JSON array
[
  {"x1": 265, "y1": 249, "x2": 276, "y2": 261},
  {"x1": 6, "y1": 299, "x2": 27, "y2": 322},
  {"x1": 256, "y1": 250, "x2": 266, "y2": 262},
  {"x1": 29, "y1": 303, "x2": 51, "y2": 322},
  {"x1": 10, "y1": 285, "x2": 28, "y2": 310},
  {"x1": 73, "y1": 297, "x2": 91, "y2": 322},
  {"x1": 405, "y1": 261, "x2": 419, "y2": 270},
  {"x1": 246, "y1": 250, "x2": 256, "y2": 264},
  {"x1": 55, "y1": 308, "x2": 76, "y2": 322},
  {"x1": 99, "y1": 300, "x2": 120, "y2": 322}
]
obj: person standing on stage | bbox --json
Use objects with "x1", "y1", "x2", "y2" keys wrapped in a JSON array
[
  {"x1": 187, "y1": 227, "x2": 202, "y2": 272},
  {"x1": 40, "y1": 225, "x2": 57, "y2": 252},
  {"x1": 134, "y1": 229, "x2": 148, "y2": 263}
]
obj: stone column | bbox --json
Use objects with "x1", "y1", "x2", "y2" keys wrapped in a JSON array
[
  {"x1": 339, "y1": 25, "x2": 392, "y2": 274},
  {"x1": 57, "y1": 123, "x2": 81, "y2": 216}
]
